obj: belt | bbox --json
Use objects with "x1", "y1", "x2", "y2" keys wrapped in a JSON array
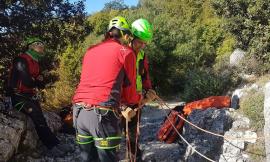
[{"x1": 75, "y1": 102, "x2": 114, "y2": 111}]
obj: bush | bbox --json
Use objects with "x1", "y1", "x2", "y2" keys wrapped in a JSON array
[
  {"x1": 238, "y1": 55, "x2": 266, "y2": 75},
  {"x1": 43, "y1": 34, "x2": 103, "y2": 110},
  {"x1": 212, "y1": 0, "x2": 270, "y2": 74},
  {"x1": 240, "y1": 90, "x2": 264, "y2": 130},
  {"x1": 239, "y1": 87, "x2": 265, "y2": 161},
  {"x1": 183, "y1": 69, "x2": 232, "y2": 102}
]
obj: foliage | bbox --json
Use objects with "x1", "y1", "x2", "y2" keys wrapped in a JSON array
[
  {"x1": 103, "y1": 0, "x2": 128, "y2": 11},
  {"x1": 182, "y1": 69, "x2": 233, "y2": 102},
  {"x1": 0, "y1": 0, "x2": 88, "y2": 92},
  {"x1": 131, "y1": 0, "x2": 233, "y2": 94},
  {"x1": 45, "y1": 0, "x2": 236, "y2": 107},
  {"x1": 212, "y1": 0, "x2": 270, "y2": 74},
  {"x1": 245, "y1": 139, "x2": 266, "y2": 162},
  {"x1": 240, "y1": 90, "x2": 264, "y2": 130},
  {"x1": 43, "y1": 34, "x2": 103, "y2": 109},
  {"x1": 2, "y1": 0, "x2": 239, "y2": 108}
]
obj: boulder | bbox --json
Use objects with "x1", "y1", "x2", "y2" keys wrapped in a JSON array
[
  {"x1": 43, "y1": 111, "x2": 62, "y2": 133},
  {"x1": 264, "y1": 82, "x2": 270, "y2": 162},
  {"x1": 230, "y1": 49, "x2": 246, "y2": 67},
  {"x1": 0, "y1": 111, "x2": 26, "y2": 162},
  {"x1": 182, "y1": 108, "x2": 233, "y2": 162}
]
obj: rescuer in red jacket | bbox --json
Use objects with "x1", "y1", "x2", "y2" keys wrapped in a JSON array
[
  {"x1": 72, "y1": 16, "x2": 147, "y2": 162},
  {"x1": 7, "y1": 37, "x2": 60, "y2": 150},
  {"x1": 124, "y1": 18, "x2": 156, "y2": 162}
]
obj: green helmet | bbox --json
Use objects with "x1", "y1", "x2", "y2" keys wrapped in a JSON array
[
  {"x1": 131, "y1": 18, "x2": 153, "y2": 42},
  {"x1": 108, "y1": 16, "x2": 130, "y2": 32},
  {"x1": 25, "y1": 37, "x2": 44, "y2": 46}
]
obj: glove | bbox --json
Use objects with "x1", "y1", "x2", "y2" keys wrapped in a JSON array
[
  {"x1": 121, "y1": 107, "x2": 136, "y2": 122},
  {"x1": 145, "y1": 89, "x2": 157, "y2": 102},
  {"x1": 140, "y1": 89, "x2": 157, "y2": 106}
]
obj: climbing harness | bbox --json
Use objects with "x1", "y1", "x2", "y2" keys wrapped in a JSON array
[
  {"x1": 74, "y1": 103, "x2": 122, "y2": 149},
  {"x1": 94, "y1": 136, "x2": 122, "y2": 149}
]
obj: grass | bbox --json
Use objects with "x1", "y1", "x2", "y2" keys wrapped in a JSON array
[
  {"x1": 238, "y1": 75, "x2": 269, "y2": 162},
  {"x1": 239, "y1": 90, "x2": 264, "y2": 130},
  {"x1": 245, "y1": 131, "x2": 266, "y2": 162}
]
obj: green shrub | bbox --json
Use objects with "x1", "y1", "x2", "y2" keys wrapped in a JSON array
[
  {"x1": 240, "y1": 90, "x2": 264, "y2": 130},
  {"x1": 43, "y1": 34, "x2": 103, "y2": 109},
  {"x1": 183, "y1": 69, "x2": 231, "y2": 102},
  {"x1": 242, "y1": 86, "x2": 266, "y2": 162},
  {"x1": 238, "y1": 55, "x2": 267, "y2": 75},
  {"x1": 245, "y1": 133, "x2": 266, "y2": 162}
]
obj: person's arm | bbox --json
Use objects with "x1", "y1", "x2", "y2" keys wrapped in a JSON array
[
  {"x1": 121, "y1": 50, "x2": 142, "y2": 106},
  {"x1": 142, "y1": 55, "x2": 152, "y2": 90},
  {"x1": 14, "y1": 57, "x2": 36, "y2": 88}
]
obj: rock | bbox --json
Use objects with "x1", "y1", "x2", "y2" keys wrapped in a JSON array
[
  {"x1": 243, "y1": 131, "x2": 257, "y2": 144},
  {"x1": 0, "y1": 139, "x2": 14, "y2": 162},
  {"x1": 231, "y1": 117, "x2": 250, "y2": 130},
  {"x1": 230, "y1": 49, "x2": 246, "y2": 67},
  {"x1": 43, "y1": 111, "x2": 62, "y2": 133},
  {"x1": 220, "y1": 111, "x2": 255, "y2": 162},
  {"x1": 0, "y1": 108, "x2": 64, "y2": 162},
  {"x1": 21, "y1": 117, "x2": 39, "y2": 150},
  {"x1": 0, "y1": 111, "x2": 26, "y2": 162},
  {"x1": 0, "y1": 102, "x2": 257, "y2": 162},
  {"x1": 264, "y1": 82, "x2": 270, "y2": 162},
  {"x1": 182, "y1": 108, "x2": 233, "y2": 162}
]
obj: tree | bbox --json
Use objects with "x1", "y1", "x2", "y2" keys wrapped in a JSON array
[
  {"x1": 212, "y1": 0, "x2": 270, "y2": 73},
  {"x1": 0, "y1": 0, "x2": 88, "y2": 91},
  {"x1": 103, "y1": 0, "x2": 128, "y2": 11}
]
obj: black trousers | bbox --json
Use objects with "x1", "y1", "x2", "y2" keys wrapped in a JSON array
[
  {"x1": 73, "y1": 105, "x2": 122, "y2": 162},
  {"x1": 11, "y1": 93, "x2": 59, "y2": 149}
]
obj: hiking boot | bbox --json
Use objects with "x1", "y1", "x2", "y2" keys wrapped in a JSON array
[{"x1": 230, "y1": 95, "x2": 239, "y2": 109}]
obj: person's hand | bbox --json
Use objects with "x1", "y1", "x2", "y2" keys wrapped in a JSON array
[
  {"x1": 139, "y1": 89, "x2": 157, "y2": 106},
  {"x1": 121, "y1": 107, "x2": 136, "y2": 122},
  {"x1": 146, "y1": 89, "x2": 157, "y2": 101}
]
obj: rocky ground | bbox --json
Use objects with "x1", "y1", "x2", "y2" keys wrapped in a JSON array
[
  {"x1": 3, "y1": 100, "x2": 258, "y2": 162},
  {"x1": 10, "y1": 102, "x2": 186, "y2": 162}
]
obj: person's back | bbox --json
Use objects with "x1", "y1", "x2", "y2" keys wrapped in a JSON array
[
  {"x1": 72, "y1": 16, "x2": 141, "y2": 162},
  {"x1": 73, "y1": 38, "x2": 137, "y2": 108}
]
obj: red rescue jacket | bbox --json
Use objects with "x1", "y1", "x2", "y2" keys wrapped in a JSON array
[
  {"x1": 8, "y1": 53, "x2": 40, "y2": 94},
  {"x1": 72, "y1": 39, "x2": 141, "y2": 109}
]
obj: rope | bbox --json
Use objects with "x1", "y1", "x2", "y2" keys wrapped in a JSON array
[
  {"x1": 125, "y1": 117, "x2": 133, "y2": 161},
  {"x1": 134, "y1": 109, "x2": 141, "y2": 162},
  {"x1": 158, "y1": 102, "x2": 216, "y2": 162},
  {"x1": 155, "y1": 96, "x2": 265, "y2": 141}
]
